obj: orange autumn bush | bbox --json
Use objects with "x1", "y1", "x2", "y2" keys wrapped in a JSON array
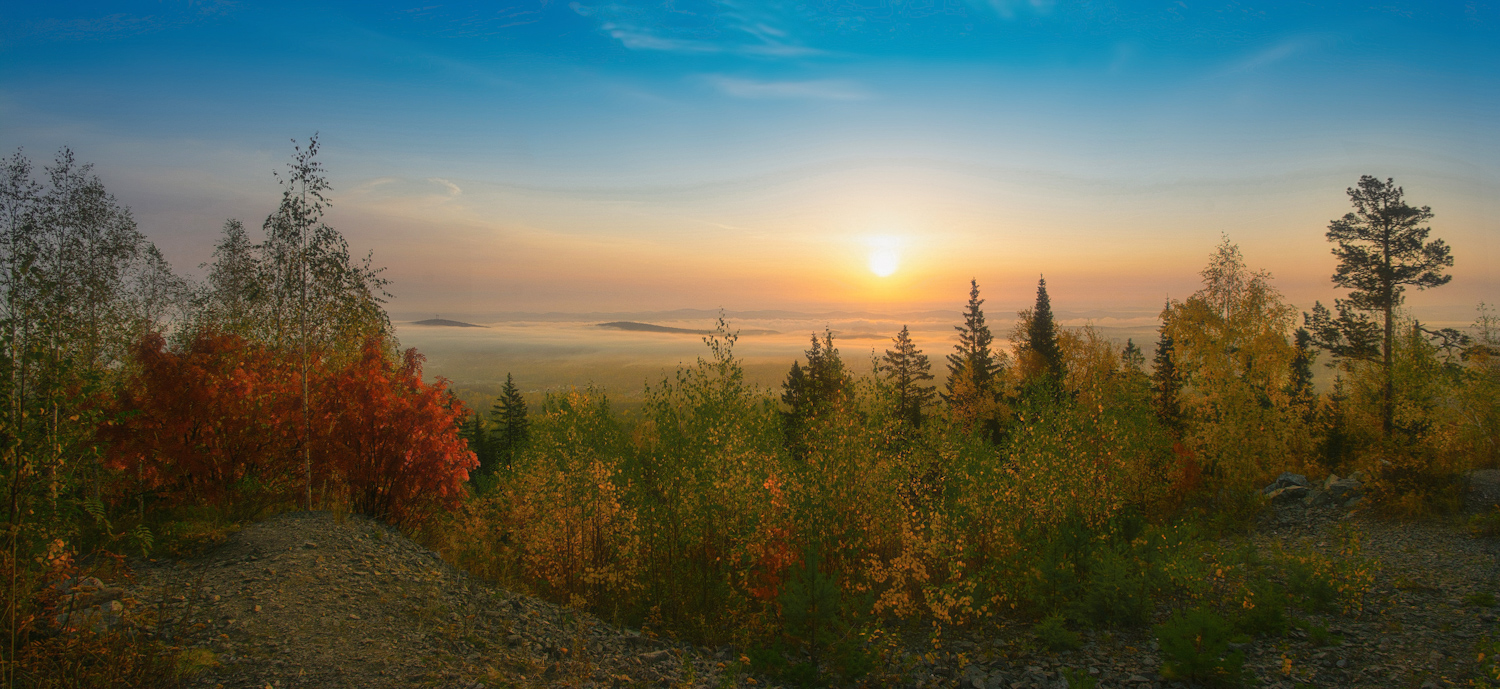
[
  {"x1": 105, "y1": 329, "x2": 475, "y2": 527},
  {"x1": 314, "y1": 337, "x2": 477, "y2": 527},
  {"x1": 103, "y1": 329, "x2": 304, "y2": 514}
]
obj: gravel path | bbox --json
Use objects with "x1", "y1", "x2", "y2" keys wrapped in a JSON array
[{"x1": 130, "y1": 512, "x2": 726, "y2": 688}]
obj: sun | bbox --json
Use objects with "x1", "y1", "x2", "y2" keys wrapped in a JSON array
[{"x1": 867, "y1": 236, "x2": 902, "y2": 277}]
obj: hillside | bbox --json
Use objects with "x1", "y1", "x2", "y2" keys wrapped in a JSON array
[{"x1": 113, "y1": 474, "x2": 1500, "y2": 688}]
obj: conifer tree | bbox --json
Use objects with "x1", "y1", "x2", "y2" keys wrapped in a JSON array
[
  {"x1": 1121, "y1": 339, "x2": 1145, "y2": 375},
  {"x1": 1287, "y1": 327, "x2": 1317, "y2": 416},
  {"x1": 1305, "y1": 175, "x2": 1452, "y2": 439},
  {"x1": 881, "y1": 325, "x2": 936, "y2": 428},
  {"x1": 1018, "y1": 275, "x2": 1063, "y2": 385},
  {"x1": 782, "y1": 328, "x2": 848, "y2": 458},
  {"x1": 1151, "y1": 302, "x2": 1182, "y2": 429},
  {"x1": 945, "y1": 279, "x2": 1000, "y2": 401},
  {"x1": 491, "y1": 372, "x2": 529, "y2": 470}
]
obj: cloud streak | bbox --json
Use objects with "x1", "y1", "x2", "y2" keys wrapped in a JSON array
[
  {"x1": 571, "y1": 1, "x2": 823, "y2": 57},
  {"x1": 705, "y1": 75, "x2": 869, "y2": 100}
]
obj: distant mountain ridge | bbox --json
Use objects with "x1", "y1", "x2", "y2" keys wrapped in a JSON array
[
  {"x1": 412, "y1": 318, "x2": 485, "y2": 328},
  {"x1": 596, "y1": 321, "x2": 711, "y2": 335},
  {"x1": 596, "y1": 321, "x2": 780, "y2": 336}
]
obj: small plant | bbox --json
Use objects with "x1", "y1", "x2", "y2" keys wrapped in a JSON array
[
  {"x1": 1234, "y1": 579, "x2": 1289, "y2": 637},
  {"x1": 1061, "y1": 666, "x2": 1098, "y2": 688},
  {"x1": 1464, "y1": 591, "x2": 1497, "y2": 608},
  {"x1": 1155, "y1": 607, "x2": 1250, "y2": 688},
  {"x1": 1468, "y1": 507, "x2": 1500, "y2": 538},
  {"x1": 1294, "y1": 619, "x2": 1344, "y2": 647},
  {"x1": 1035, "y1": 613, "x2": 1082, "y2": 652},
  {"x1": 1478, "y1": 636, "x2": 1500, "y2": 685},
  {"x1": 1073, "y1": 546, "x2": 1152, "y2": 628}
]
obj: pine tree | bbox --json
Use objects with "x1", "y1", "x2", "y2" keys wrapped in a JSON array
[
  {"x1": 945, "y1": 279, "x2": 1001, "y2": 401},
  {"x1": 882, "y1": 325, "x2": 936, "y2": 428},
  {"x1": 1151, "y1": 302, "x2": 1181, "y2": 430},
  {"x1": 491, "y1": 372, "x2": 529, "y2": 470},
  {"x1": 1020, "y1": 275, "x2": 1063, "y2": 385},
  {"x1": 1306, "y1": 175, "x2": 1452, "y2": 438}
]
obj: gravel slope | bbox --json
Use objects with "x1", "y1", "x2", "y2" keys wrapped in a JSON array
[{"x1": 123, "y1": 475, "x2": 1500, "y2": 688}]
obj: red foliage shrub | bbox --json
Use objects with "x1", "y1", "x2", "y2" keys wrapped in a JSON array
[
  {"x1": 106, "y1": 330, "x2": 476, "y2": 527},
  {"x1": 314, "y1": 337, "x2": 477, "y2": 527},
  {"x1": 103, "y1": 330, "x2": 302, "y2": 510}
]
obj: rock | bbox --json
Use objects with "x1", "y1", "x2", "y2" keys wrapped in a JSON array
[
  {"x1": 1266, "y1": 472, "x2": 1311, "y2": 493},
  {"x1": 1269, "y1": 486, "x2": 1311, "y2": 504},
  {"x1": 1325, "y1": 478, "x2": 1363, "y2": 501},
  {"x1": 1303, "y1": 490, "x2": 1331, "y2": 508}
]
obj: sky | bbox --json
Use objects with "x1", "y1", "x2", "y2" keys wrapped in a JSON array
[{"x1": 2, "y1": 0, "x2": 1497, "y2": 323}]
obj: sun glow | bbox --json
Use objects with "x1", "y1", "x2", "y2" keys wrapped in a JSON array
[{"x1": 867, "y1": 236, "x2": 902, "y2": 277}]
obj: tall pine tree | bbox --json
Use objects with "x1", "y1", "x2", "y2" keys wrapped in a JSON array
[
  {"x1": 945, "y1": 279, "x2": 1001, "y2": 401},
  {"x1": 1305, "y1": 175, "x2": 1452, "y2": 439},
  {"x1": 1018, "y1": 275, "x2": 1063, "y2": 386},
  {"x1": 882, "y1": 325, "x2": 936, "y2": 428}
]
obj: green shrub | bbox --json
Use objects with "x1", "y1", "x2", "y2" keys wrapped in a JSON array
[
  {"x1": 1061, "y1": 666, "x2": 1098, "y2": 688},
  {"x1": 1468, "y1": 508, "x2": 1500, "y2": 538},
  {"x1": 1465, "y1": 591, "x2": 1497, "y2": 608},
  {"x1": 1296, "y1": 620, "x2": 1343, "y2": 647},
  {"x1": 1035, "y1": 613, "x2": 1082, "y2": 652},
  {"x1": 1073, "y1": 546, "x2": 1152, "y2": 627},
  {"x1": 1155, "y1": 608, "x2": 1250, "y2": 688},
  {"x1": 1234, "y1": 580, "x2": 1289, "y2": 637},
  {"x1": 1283, "y1": 560, "x2": 1339, "y2": 614}
]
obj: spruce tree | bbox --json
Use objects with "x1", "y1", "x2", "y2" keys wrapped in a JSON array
[
  {"x1": 1287, "y1": 327, "x2": 1317, "y2": 415},
  {"x1": 882, "y1": 325, "x2": 936, "y2": 428},
  {"x1": 781, "y1": 329, "x2": 848, "y2": 459},
  {"x1": 1121, "y1": 339, "x2": 1145, "y2": 375},
  {"x1": 491, "y1": 372, "x2": 529, "y2": 470},
  {"x1": 1022, "y1": 275, "x2": 1063, "y2": 384},
  {"x1": 1150, "y1": 302, "x2": 1182, "y2": 430},
  {"x1": 945, "y1": 279, "x2": 1000, "y2": 401}
]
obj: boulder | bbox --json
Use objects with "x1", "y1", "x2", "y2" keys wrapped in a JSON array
[
  {"x1": 1264, "y1": 472, "x2": 1311, "y2": 494},
  {"x1": 1325, "y1": 478, "x2": 1363, "y2": 501},
  {"x1": 1268, "y1": 485, "x2": 1311, "y2": 505}
]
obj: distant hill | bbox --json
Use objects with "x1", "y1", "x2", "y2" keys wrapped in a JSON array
[
  {"x1": 597, "y1": 321, "x2": 780, "y2": 336},
  {"x1": 597, "y1": 321, "x2": 711, "y2": 335},
  {"x1": 412, "y1": 318, "x2": 485, "y2": 328}
]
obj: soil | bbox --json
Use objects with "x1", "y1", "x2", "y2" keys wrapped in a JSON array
[{"x1": 119, "y1": 473, "x2": 1500, "y2": 688}]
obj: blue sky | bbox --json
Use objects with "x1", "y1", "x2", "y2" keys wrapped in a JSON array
[{"x1": 2, "y1": 1, "x2": 1496, "y2": 318}]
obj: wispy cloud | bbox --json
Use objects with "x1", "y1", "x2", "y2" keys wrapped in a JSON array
[
  {"x1": 570, "y1": 1, "x2": 823, "y2": 57},
  {"x1": 705, "y1": 75, "x2": 869, "y2": 101},
  {"x1": 1223, "y1": 36, "x2": 1318, "y2": 75},
  {"x1": 964, "y1": 0, "x2": 1054, "y2": 20},
  {"x1": 428, "y1": 178, "x2": 462, "y2": 198}
]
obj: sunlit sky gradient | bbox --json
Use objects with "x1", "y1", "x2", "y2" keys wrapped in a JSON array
[{"x1": 3, "y1": 1, "x2": 1497, "y2": 321}]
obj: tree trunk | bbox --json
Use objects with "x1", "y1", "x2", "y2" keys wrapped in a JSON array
[{"x1": 1382, "y1": 299, "x2": 1394, "y2": 439}]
